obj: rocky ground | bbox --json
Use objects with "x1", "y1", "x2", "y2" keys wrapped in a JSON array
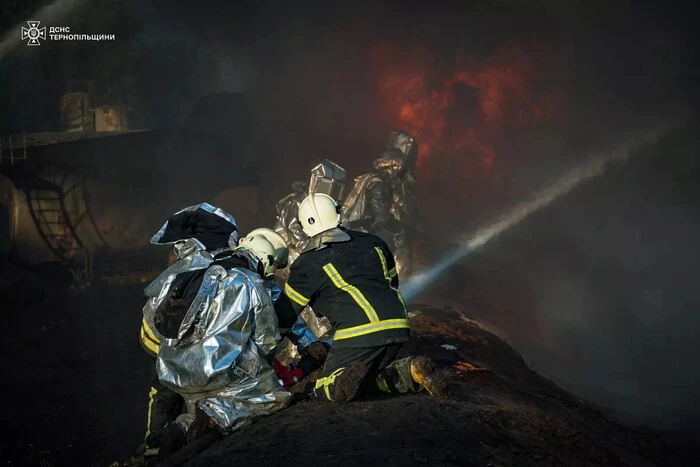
[{"x1": 0, "y1": 262, "x2": 696, "y2": 467}]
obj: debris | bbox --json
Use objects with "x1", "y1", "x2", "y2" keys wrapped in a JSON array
[
  {"x1": 441, "y1": 344, "x2": 458, "y2": 350},
  {"x1": 454, "y1": 361, "x2": 489, "y2": 374}
]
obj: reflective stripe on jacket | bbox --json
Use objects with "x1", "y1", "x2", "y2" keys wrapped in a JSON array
[{"x1": 276, "y1": 228, "x2": 409, "y2": 348}]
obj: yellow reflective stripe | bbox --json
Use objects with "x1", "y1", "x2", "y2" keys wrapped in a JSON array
[
  {"x1": 140, "y1": 327, "x2": 159, "y2": 355},
  {"x1": 285, "y1": 282, "x2": 310, "y2": 307},
  {"x1": 144, "y1": 387, "x2": 158, "y2": 449},
  {"x1": 314, "y1": 367, "x2": 345, "y2": 401},
  {"x1": 142, "y1": 319, "x2": 160, "y2": 345},
  {"x1": 314, "y1": 367, "x2": 345, "y2": 389},
  {"x1": 374, "y1": 247, "x2": 408, "y2": 317},
  {"x1": 140, "y1": 333, "x2": 159, "y2": 354},
  {"x1": 322, "y1": 263, "x2": 380, "y2": 323},
  {"x1": 334, "y1": 318, "x2": 410, "y2": 340},
  {"x1": 377, "y1": 376, "x2": 391, "y2": 393},
  {"x1": 388, "y1": 267, "x2": 397, "y2": 278}
]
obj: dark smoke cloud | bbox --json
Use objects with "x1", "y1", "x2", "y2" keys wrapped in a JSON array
[
  {"x1": 2, "y1": 0, "x2": 698, "y2": 433},
  {"x1": 463, "y1": 126, "x2": 700, "y2": 432}
]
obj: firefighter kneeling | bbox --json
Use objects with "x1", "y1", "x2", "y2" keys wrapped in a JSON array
[{"x1": 275, "y1": 193, "x2": 443, "y2": 402}]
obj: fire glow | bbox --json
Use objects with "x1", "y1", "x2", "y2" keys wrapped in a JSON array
[{"x1": 370, "y1": 41, "x2": 560, "y2": 198}]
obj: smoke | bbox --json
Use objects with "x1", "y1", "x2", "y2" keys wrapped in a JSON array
[
  {"x1": 0, "y1": 0, "x2": 88, "y2": 61},
  {"x1": 501, "y1": 123, "x2": 700, "y2": 432},
  {"x1": 211, "y1": 54, "x2": 256, "y2": 94},
  {"x1": 1, "y1": 0, "x2": 698, "y2": 434},
  {"x1": 400, "y1": 125, "x2": 673, "y2": 303}
]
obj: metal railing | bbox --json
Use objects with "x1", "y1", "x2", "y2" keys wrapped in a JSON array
[{"x1": 0, "y1": 131, "x2": 28, "y2": 167}]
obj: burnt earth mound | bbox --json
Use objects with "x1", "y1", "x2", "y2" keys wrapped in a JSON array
[{"x1": 178, "y1": 305, "x2": 692, "y2": 467}]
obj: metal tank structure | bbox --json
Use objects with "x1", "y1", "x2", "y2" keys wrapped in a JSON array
[
  {"x1": 0, "y1": 91, "x2": 270, "y2": 266},
  {"x1": 1, "y1": 83, "x2": 145, "y2": 264},
  {"x1": 0, "y1": 135, "x2": 145, "y2": 264}
]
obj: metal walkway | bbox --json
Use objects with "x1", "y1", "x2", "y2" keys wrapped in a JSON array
[{"x1": 1, "y1": 133, "x2": 96, "y2": 263}]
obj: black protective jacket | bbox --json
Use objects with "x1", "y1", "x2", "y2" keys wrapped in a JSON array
[{"x1": 274, "y1": 228, "x2": 410, "y2": 348}]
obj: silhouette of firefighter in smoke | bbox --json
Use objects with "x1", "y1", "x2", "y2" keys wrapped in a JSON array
[{"x1": 342, "y1": 130, "x2": 420, "y2": 278}]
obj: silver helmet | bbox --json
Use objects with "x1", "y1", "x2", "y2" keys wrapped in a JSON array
[
  {"x1": 386, "y1": 130, "x2": 417, "y2": 171},
  {"x1": 308, "y1": 159, "x2": 347, "y2": 204}
]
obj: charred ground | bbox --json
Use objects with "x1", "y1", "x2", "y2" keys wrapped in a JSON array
[
  {"x1": 0, "y1": 269, "x2": 696, "y2": 467},
  {"x1": 182, "y1": 305, "x2": 694, "y2": 467}
]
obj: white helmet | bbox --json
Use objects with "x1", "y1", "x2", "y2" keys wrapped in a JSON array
[
  {"x1": 298, "y1": 193, "x2": 341, "y2": 238},
  {"x1": 240, "y1": 228, "x2": 289, "y2": 269},
  {"x1": 234, "y1": 234, "x2": 276, "y2": 278}
]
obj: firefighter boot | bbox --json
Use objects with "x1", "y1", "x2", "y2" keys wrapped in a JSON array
[
  {"x1": 158, "y1": 418, "x2": 189, "y2": 462},
  {"x1": 410, "y1": 355, "x2": 443, "y2": 396},
  {"x1": 332, "y1": 362, "x2": 369, "y2": 402}
]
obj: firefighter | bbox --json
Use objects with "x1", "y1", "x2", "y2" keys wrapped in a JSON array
[
  {"x1": 139, "y1": 302, "x2": 182, "y2": 464},
  {"x1": 155, "y1": 233, "x2": 293, "y2": 460},
  {"x1": 137, "y1": 241, "x2": 210, "y2": 465},
  {"x1": 135, "y1": 203, "x2": 241, "y2": 466},
  {"x1": 271, "y1": 160, "x2": 347, "y2": 368},
  {"x1": 342, "y1": 130, "x2": 420, "y2": 279},
  {"x1": 239, "y1": 227, "x2": 329, "y2": 386},
  {"x1": 274, "y1": 193, "x2": 441, "y2": 402}
]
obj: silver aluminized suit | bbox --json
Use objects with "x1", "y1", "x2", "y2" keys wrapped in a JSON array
[
  {"x1": 342, "y1": 131, "x2": 419, "y2": 278},
  {"x1": 156, "y1": 249, "x2": 292, "y2": 434},
  {"x1": 139, "y1": 202, "x2": 240, "y2": 458},
  {"x1": 273, "y1": 181, "x2": 309, "y2": 266}
]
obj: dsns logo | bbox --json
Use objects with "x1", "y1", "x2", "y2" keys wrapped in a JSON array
[{"x1": 21, "y1": 21, "x2": 47, "y2": 46}]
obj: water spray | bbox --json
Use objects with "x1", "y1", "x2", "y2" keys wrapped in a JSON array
[
  {"x1": 0, "y1": 0, "x2": 87, "y2": 61},
  {"x1": 399, "y1": 128, "x2": 672, "y2": 303}
]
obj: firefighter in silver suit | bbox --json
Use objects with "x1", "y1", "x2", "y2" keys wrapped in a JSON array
[
  {"x1": 342, "y1": 131, "x2": 419, "y2": 278},
  {"x1": 273, "y1": 160, "x2": 347, "y2": 267}
]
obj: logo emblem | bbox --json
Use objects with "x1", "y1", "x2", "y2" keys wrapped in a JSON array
[{"x1": 21, "y1": 21, "x2": 46, "y2": 46}]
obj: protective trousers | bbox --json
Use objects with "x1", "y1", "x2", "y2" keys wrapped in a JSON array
[
  {"x1": 313, "y1": 344, "x2": 420, "y2": 401},
  {"x1": 143, "y1": 361, "x2": 184, "y2": 458}
]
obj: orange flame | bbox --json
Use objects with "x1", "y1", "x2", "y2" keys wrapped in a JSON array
[{"x1": 370, "y1": 41, "x2": 560, "y2": 204}]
